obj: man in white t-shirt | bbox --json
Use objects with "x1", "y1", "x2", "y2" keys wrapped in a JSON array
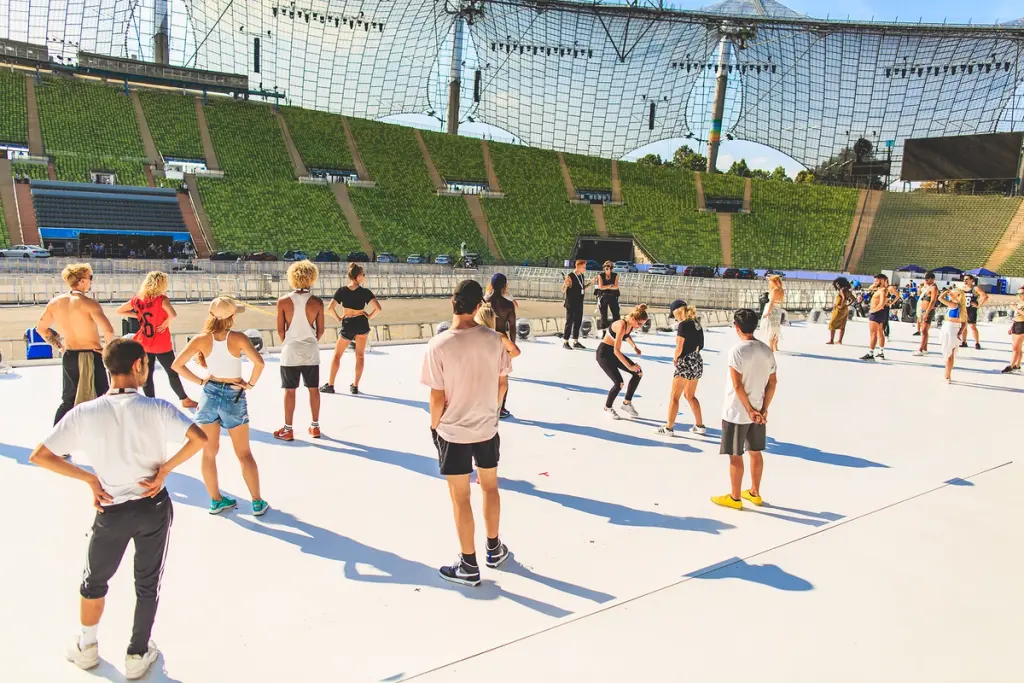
[
  {"x1": 712, "y1": 309, "x2": 778, "y2": 511},
  {"x1": 29, "y1": 338, "x2": 207, "y2": 680},
  {"x1": 421, "y1": 279, "x2": 513, "y2": 587}
]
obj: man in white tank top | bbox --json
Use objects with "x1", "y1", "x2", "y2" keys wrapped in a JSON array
[{"x1": 274, "y1": 261, "x2": 325, "y2": 440}]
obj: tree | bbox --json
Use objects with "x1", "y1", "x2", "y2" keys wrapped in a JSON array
[
  {"x1": 770, "y1": 166, "x2": 792, "y2": 183},
  {"x1": 671, "y1": 145, "x2": 707, "y2": 172},
  {"x1": 637, "y1": 153, "x2": 663, "y2": 167},
  {"x1": 750, "y1": 168, "x2": 770, "y2": 180},
  {"x1": 795, "y1": 170, "x2": 816, "y2": 184},
  {"x1": 727, "y1": 159, "x2": 751, "y2": 177}
]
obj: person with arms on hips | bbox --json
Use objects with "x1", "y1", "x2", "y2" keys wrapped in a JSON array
[
  {"x1": 116, "y1": 271, "x2": 197, "y2": 409},
  {"x1": 592, "y1": 261, "x2": 620, "y2": 330},
  {"x1": 913, "y1": 271, "x2": 940, "y2": 355},
  {"x1": 36, "y1": 263, "x2": 116, "y2": 429},
  {"x1": 171, "y1": 298, "x2": 268, "y2": 516},
  {"x1": 1002, "y1": 285, "x2": 1024, "y2": 374},
  {"x1": 712, "y1": 309, "x2": 778, "y2": 510},
  {"x1": 861, "y1": 274, "x2": 889, "y2": 361},
  {"x1": 596, "y1": 304, "x2": 647, "y2": 420},
  {"x1": 484, "y1": 273, "x2": 518, "y2": 419},
  {"x1": 274, "y1": 260, "x2": 325, "y2": 441},
  {"x1": 658, "y1": 300, "x2": 706, "y2": 436},
  {"x1": 760, "y1": 274, "x2": 785, "y2": 352},
  {"x1": 959, "y1": 274, "x2": 989, "y2": 350},
  {"x1": 827, "y1": 277, "x2": 856, "y2": 345},
  {"x1": 321, "y1": 263, "x2": 381, "y2": 395},
  {"x1": 561, "y1": 259, "x2": 588, "y2": 350},
  {"x1": 938, "y1": 284, "x2": 967, "y2": 384},
  {"x1": 422, "y1": 280, "x2": 513, "y2": 586},
  {"x1": 29, "y1": 339, "x2": 207, "y2": 680}
]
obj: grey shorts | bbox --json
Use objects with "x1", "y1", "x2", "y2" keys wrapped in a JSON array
[{"x1": 720, "y1": 420, "x2": 766, "y2": 456}]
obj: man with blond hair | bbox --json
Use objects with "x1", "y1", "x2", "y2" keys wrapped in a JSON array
[
  {"x1": 273, "y1": 260, "x2": 325, "y2": 440},
  {"x1": 36, "y1": 263, "x2": 116, "y2": 427}
]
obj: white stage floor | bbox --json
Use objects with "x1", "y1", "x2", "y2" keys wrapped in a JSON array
[{"x1": 1, "y1": 319, "x2": 1020, "y2": 682}]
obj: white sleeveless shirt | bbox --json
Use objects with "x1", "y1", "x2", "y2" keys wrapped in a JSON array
[
  {"x1": 280, "y1": 290, "x2": 320, "y2": 367},
  {"x1": 205, "y1": 334, "x2": 242, "y2": 379}
]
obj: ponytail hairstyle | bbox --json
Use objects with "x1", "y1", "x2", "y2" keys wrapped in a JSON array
[
  {"x1": 629, "y1": 303, "x2": 649, "y2": 323},
  {"x1": 474, "y1": 303, "x2": 496, "y2": 329},
  {"x1": 348, "y1": 262, "x2": 364, "y2": 282},
  {"x1": 682, "y1": 304, "x2": 698, "y2": 321}
]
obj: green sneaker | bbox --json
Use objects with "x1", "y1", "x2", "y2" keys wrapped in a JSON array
[
  {"x1": 252, "y1": 499, "x2": 270, "y2": 517},
  {"x1": 208, "y1": 495, "x2": 237, "y2": 515}
]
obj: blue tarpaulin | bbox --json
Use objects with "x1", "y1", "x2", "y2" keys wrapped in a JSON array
[
  {"x1": 965, "y1": 267, "x2": 1000, "y2": 277},
  {"x1": 895, "y1": 264, "x2": 926, "y2": 273},
  {"x1": 932, "y1": 265, "x2": 964, "y2": 275}
]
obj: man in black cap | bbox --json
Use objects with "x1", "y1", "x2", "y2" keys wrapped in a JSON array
[{"x1": 421, "y1": 280, "x2": 514, "y2": 586}]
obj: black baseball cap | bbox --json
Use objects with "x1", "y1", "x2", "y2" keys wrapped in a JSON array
[{"x1": 669, "y1": 299, "x2": 687, "y2": 314}]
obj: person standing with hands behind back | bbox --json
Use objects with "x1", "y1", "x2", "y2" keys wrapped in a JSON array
[
  {"x1": 712, "y1": 309, "x2": 778, "y2": 511},
  {"x1": 562, "y1": 259, "x2": 588, "y2": 350}
]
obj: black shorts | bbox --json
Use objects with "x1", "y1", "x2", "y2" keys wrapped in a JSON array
[
  {"x1": 868, "y1": 310, "x2": 887, "y2": 324},
  {"x1": 1012, "y1": 321, "x2": 1024, "y2": 335},
  {"x1": 340, "y1": 315, "x2": 370, "y2": 341},
  {"x1": 920, "y1": 308, "x2": 936, "y2": 324},
  {"x1": 966, "y1": 307, "x2": 978, "y2": 325},
  {"x1": 432, "y1": 430, "x2": 500, "y2": 476},
  {"x1": 281, "y1": 365, "x2": 319, "y2": 389},
  {"x1": 720, "y1": 420, "x2": 767, "y2": 456}
]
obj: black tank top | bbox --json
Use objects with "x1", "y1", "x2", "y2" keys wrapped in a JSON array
[
  {"x1": 965, "y1": 288, "x2": 979, "y2": 308},
  {"x1": 599, "y1": 271, "x2": 619, "y2": 298},
  {"x1": 603, "y1": 319, "x2": 632, "y2": 344},
  {"x1": 565, "y1": 271, "x2": 585, "y2": 306}
]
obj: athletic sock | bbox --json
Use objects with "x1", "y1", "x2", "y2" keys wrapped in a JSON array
[
  {"x1": 461, "y1": 552, "x2": 478, "y2": 568},
  {"x1": 310, "y1": 421, "x2": 319, "y2": 428},
  {"x1": 79, "y1": 624, "x2": 98, "y2": 649},
  {"x1": 283, "y1": 424, "x2": 292, "y2": 431},
  {"x1": 486, "y1": 536, "x2": 500, "y2": 551}
]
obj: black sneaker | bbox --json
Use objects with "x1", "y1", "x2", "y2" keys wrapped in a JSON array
[
  {"x1": 877, "y1": 351, "x2": 885, "y2": 360},
  {"x1": 1002, "y1": 365, "x2": 1015, "y2": 374},
  {"x1": 573, "y1": 341, "x2": 586, "y2": 350},
  {"x1": 486, "y1": 542, "x2": 510, "y2": 568},
  {"x1": 438, "y1": 556, "x2": 481, "y2": 586},
  {"x1": 349, "y1": 384, "x2": 359, "y2": 395},
  {"x1": 499, "y1": 408, "x2": 512, "y2": 420},
  {"x1": 975, "y1": 343, "x2": 981, "y2": 350},
  {"x1": 319, "y1": 383, "x2": 335, "y2": 394},
  {"x1": 860, "y1": 353, "x2": 875, "y2": 361},
  {"x1": 960, "y1": 341, "x2": 968, "y2": 348},
  {"x1": 912, "y1": 331, "x2": 921, "y2": 337},
  {"x1": 563, "y1": 342, "x2": 572, "y2": 350}
]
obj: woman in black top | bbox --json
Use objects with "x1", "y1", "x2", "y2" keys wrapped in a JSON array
[
  {"x1": 595, "y1": 304, "x2": 647, "y2": 420},
  {"x1": 321, "y1": 263, "x2": 381, "y2": 395},
  {"x1": 591, "y1": 261, "x2": 620, "y2": 330},
  {"x1": 658, "y1": 300, "x2": 706, "y2": 436},
  {"x1": 485, "y1": 273, "x2": 517, "y2": 418},
  {"x1": 562, "y1": 259, "x2": 587, "y2": 349}
]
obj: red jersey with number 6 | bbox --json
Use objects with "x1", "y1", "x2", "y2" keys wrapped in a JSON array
[{"x1": 129, "y1": 295, "x2": 172, "y2": 354}]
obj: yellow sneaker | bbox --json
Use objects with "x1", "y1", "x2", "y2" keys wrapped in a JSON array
[
  {"x1": 711, "y1": 494, "x2": 742, "y2": 510},
  {"x1": 741, "y1": 490, "x2": 763, "y2": 506}
]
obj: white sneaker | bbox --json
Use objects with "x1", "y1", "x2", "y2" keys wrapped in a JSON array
[
  {"x1": 606, "y1": 407, "x2": 621, "y2": 420},
  {"x1": 913, "y1": 350, "x2": 927, "y2": 357},
  {"x1": 689, "y1": 425, "x2": 707, "y2": 435},
  {"x1": 656, "y1": 425, "x2": 674, "y2": 437},
  {"x1": 620, "y1": 403, "x2": 639, "y2": 418},
  {"x1": 66, "y1": 638, "x2": 99, "y2": 671},
  {"x1": 125, "y1": 641, "x2": 160, "y2": 680}
]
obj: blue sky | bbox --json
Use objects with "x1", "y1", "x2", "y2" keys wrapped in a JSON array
[{"x1": 392, "y1": 0, "x2": 1022, "y2": 177}]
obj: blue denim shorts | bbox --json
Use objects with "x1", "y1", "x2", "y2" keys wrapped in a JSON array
[{"x1": 194, "y1": 381, "x2": 249, "y2": 430}]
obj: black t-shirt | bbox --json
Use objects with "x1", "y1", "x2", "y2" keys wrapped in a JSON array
[
  {"x1": 333, "y1": 286, "x2": 375, "y2": 310},
  {"x1": 487, "y1": 294, "x2": 516, "y2": 340},
  {"x1": 599, "y1": 271, "x2": 619, "y2": 297},
  {"x1": 564, "y1": 271, "x2": 585, "y2": 307},
  {"x1": 677, "y1": 319, "x2": 704, "y2": 356}
]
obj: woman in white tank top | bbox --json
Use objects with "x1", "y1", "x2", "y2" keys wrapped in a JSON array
[{"x1": 171, "y1": 297, "x2": 270, "y2": 516}]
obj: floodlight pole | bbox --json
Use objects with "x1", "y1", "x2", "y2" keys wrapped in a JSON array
[
  {"x1": 153, "y1": 0, "x2": 169, "y2": 65},
  {"x1": 706, "y1": 35, "x2": 731, "y2": 174},
  {"x1": 446, "y1": 17, "x2": 466, "y2": 135}
]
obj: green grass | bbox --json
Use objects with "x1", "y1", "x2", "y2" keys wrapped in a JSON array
[
  {"x1": 0, "y1": 194, "x2": 8, "y2": 248},
  {"x1": 701, "y1": 173, "x2": 746, "y2": 199},
  {"x1": 483, "y1": 143, "x2": 595, "y2": 264},
  {"x1": 279, "y1": 106, "x2": 354, "y2": 170},
  {"x1": 137, "y1": 89, "x2": 204, "y2": 160},
  {"x1": 36, "y1": 76, "x2": 146, "y2": 161},
  {"x1": 11, "y1": 162, "x2": 49, "y2": 180},
  {"x1": 346, "y1": 117, "x2": 487, "y2": 258},
  {"x1": 420, "y1": 129, "x2": 486, "y2": 182},
  {"x1": 0, "y1": 69, "x2": 28, "y2": 145},
  {"x1": 203, "y1": 97, "x2": 293, "y2": 181},
  {"x1": 564, "y1": 153, "x2": 611, "y2": 191},
  {"x1": 604, "y1": 163, "x2": 721, "y2": 265},
  {"x1": 860, "y1": 193, "x2": 1022, "y2": 273},
  {"x1": 198, "y1": 178, "x2": 360, "y2": 253},
  {"x1": 732, "y1": 181, "x2": 859, "y2": 270}
]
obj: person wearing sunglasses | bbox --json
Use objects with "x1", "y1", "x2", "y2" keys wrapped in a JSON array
[{"x1": 592, "y1": 261, "x2": 621, "y2": 330}]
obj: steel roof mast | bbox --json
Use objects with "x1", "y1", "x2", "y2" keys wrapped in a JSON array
[{"x1": 706, "y1": 20, "x2": 755, "y2": 173}]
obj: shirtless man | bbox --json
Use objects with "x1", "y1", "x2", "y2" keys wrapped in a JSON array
[
  {"x1": 35, "y1": 263, "x2": 116, "y2": 427},
  {"x1": 913, "y1": 271, "x2": 940, "y2": 356},
  {"x1": 959, "y1": 274, "x2": 989, "y2": 350},
  {"x1": 860, "y1": 274, "x2": 889, "y2": 361}
]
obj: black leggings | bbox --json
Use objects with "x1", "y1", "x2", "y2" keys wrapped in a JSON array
[
  {"x1": 599, "y1": 295, "x2": 620, "y2": 330},
  {"x1": 144, "y1": 351, "x2": 188, "y2": 401},
  {"x1": 596, "y1": 344, "x2": 641, "y2": 409}
]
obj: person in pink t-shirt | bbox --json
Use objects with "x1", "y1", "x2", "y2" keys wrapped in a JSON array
[{"x1": 421, "y1": 279, "x2": 513, "y2": 587}]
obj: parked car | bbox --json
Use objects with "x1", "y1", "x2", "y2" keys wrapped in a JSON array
[
  {"x1": 0, "y1": 244, "x2": 50, "y2": 258},
  {"x1": 764, "y1": 269, "x2": 787, "y2": 278},
  {"x1": 722, "y1": 268, "x2": 741, "y2": 279},
  {"x1": 648, "y1": 263, "x2": 675, "y2": 276},
  {"x1": 737, "y1": 268, "x2": 757, "y2": 280},
  {"x1": 434, "y1": 254, "x2": 452, "y2": 265},
  {"x1": 585, "y1": 260, "x2": 602, "y2": 271},
  {"x1": 283, "y1": 250, "x2": 309, "y2": 262},
  {"x1": 243, "y1": 252, "x2": 279, "y2": 262},
  {"x1": 210, "y1": 251, "x2": 241, "y2": 261},
  {"x1": 406, "y1": 254, "x2": 426, "y2": 264},
  {"x1": 346, "y1": 251, "x2": 369, "y2": 262},
  {"x1": 376, "y1": 252, "x2": 398, "y2": 264},
  {"x1": 683, "y1": 265, "x2": 717, "y2": 278},
  {"x1": 612, "y1": 260, "x2": 637, "y2": 274},
  {"x1": 315, "y1": 250, "x2": 342, "y2": 262}
]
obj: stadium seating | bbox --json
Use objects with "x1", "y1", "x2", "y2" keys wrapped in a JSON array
[
  {"x1": 35, "y1": 76, "x2": 149, "y2": 185},
  {"x1": 564, "y1": 153, "x2": 611, "y2": 191},
  {"x1": 11, "y1": 163, "x2": 49, "y2": 180},
  {"x1": 701, "y1": 173, "x2": 746, "y2": 199},
  {"x1": 197, "y1": 178, "x2": 361, "y2": 253},
  {"x1": 346, "y1": 117, "x2": 488, "y2": 259},
  {"x1": 203, "y1": 98, "x2": 293, "y2": 180},
  {"x1": 482, "y1": 143, "x2": 596, "y2": 264},
  {"x1": 0, "y1": 196, "x2": 8, "y2": 248},
  {"x1": 420, "y1": 129, "x2": 486, "y2": 181},
  {"x1": 279, "y1": 106, "x2": 354, "y2": 170},
  {"x1": 999, "y1": 241, "x2": 1024, "y2": 277},
  {"x1": 859, "y1": 193, "x2": 1023, "y2": 273},
  {"x1": 0, "y1": 69, "x2": 28, "y2": 145},
  {"x1": 136, "y1": 90, "x2": 205, "y2": 160},
  {"x1": 732, "y1": 181, "x2": 859, "y2": 270},
  {"x1": 603, "y1": 163, "x2": 720, "y2": 266}
]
